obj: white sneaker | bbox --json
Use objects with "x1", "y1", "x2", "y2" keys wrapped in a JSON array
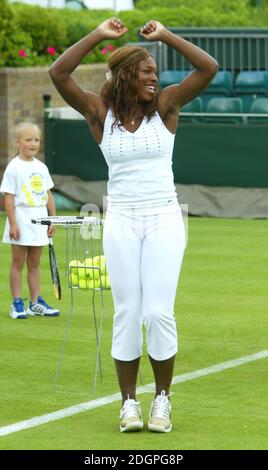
[
  {"x1": 9, "y1": 298, "x2": 27, "y2": 319},
  {"x1": 148, "y1": 390, "x2": 172, "y2": 433},
  {"x1": 120, "y1": 397, "x2": 143, "y2": 432},
  {"x1": 26, "y1": 296, "x2": 60, "y2": 317}
]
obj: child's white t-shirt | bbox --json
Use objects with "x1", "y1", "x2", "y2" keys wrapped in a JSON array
[{"x1": 0, "y1": 156, "x2": 54, "y2": 246}]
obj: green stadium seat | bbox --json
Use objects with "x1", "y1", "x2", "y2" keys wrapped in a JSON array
[
  {"x1": 180, "y1": 97, "x2": 203, "y2": 122},
  {"x1": 234, "y1": 71, "x2": 268, "y2": 112},
  {"x1": 202, "y1": 71, "x2": 233, "y2": 110},
  {"x1": 181, "y1": 97, "x2": 203, "y2": 112},
  {"x1": 250, "y1": 97, "x2": 268, "y2": 112},
  {"x1": 159, "y1": 70, "x2": 188, "y2": 88},
  {"x1": 248, "y1": 97, "x2": 268, "y2": 123},
  {"x1": 235, "y1": 71, "x2": 268, "y2": 92},
  {"x1": 206, "y1": 97, "x2": 243, "y2": 123}
]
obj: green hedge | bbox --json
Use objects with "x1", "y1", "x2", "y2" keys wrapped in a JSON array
[
  {"x1": 135, "y1": 0, "x2": 249, "y2": 12},
  {"x1": 1, "y1": 0, "x2": 268, "y2": 67},
  {"x1": 0, "y1": 0, "x2": 32, "y2": 66}
]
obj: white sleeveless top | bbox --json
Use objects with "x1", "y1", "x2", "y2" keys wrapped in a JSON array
[{"x1": 99, "y1": 108, "x2": 177, "y2": 208}]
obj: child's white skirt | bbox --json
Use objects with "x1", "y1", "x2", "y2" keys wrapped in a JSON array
[{"x1": 2, "y1": 206, "x2": 49, "y2": 246}]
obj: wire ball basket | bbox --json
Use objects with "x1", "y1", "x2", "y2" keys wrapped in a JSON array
[{"x1": 32, "y1": 216, "x2": 110, "y2": 393}]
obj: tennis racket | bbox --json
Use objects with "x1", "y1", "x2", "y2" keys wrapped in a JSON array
[
  {"x1": 31, "y1": 216, "x2": 103, "y2": 226},
  {"x1": 48, "y1": 237, "x2": 61, "y2": 300}
]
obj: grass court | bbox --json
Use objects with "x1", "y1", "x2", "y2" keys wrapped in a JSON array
[{"x1": 0, "y1": 212, "x2": 267, "y2": 450}]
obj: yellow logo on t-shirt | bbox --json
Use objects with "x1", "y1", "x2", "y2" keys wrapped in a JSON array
[
  {"x1": 21, "y1": 173, "x2": 47, "y2": 207},
  {"x1": 30, "y1": 175, "x2": 44, "y2": 193},
  {"x1": 22, "y1": 183, "x2": 35, "y2": 207}
]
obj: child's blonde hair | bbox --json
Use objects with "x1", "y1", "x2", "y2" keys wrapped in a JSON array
[
  {"x1": 14, "y1": 122, "x2": 41, "y2": 156},
  {"x1": 15, "y1": 122, "x2": 41, "y2": 140}
]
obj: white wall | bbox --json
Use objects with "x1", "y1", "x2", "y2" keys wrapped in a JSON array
[
  {"x1": 84, "y1": 0, "x2": 133, "y2": 9},
  {"x1": 9, "y1": 0, "x2": 134, "y2": 10}
]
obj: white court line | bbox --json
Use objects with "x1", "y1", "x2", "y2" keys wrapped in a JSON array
[{"x1": 1, "y1": 349, "x2": 268, "y2": 437}]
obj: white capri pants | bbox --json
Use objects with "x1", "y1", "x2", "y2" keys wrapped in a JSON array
[{"x1": 103, "y1": 203, "x2": 186, "y2": 361}]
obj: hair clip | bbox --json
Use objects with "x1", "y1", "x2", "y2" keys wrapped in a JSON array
[{"x1": 106, "y1": 69, "x2": 112, "y2": 81}]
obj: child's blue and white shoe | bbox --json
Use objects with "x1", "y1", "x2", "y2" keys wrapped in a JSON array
[
  {"x1": 9, "y1": 298, "x2": 27, "y2": 319},
  {"x1": 27, "y1": 296, "x2": 60, "y2": 317}
]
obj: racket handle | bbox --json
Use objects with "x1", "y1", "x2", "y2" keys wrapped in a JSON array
[{"x1": 31, "y1": 219, "x2": 51, "y2": 225}]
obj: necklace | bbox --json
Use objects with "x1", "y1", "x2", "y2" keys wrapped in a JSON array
[{"x1": 131, "y1": 117, "x2": 135, "y2": 126}]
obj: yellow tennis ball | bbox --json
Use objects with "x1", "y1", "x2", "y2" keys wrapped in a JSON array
[
  {"x1": 87, "y1": 279, "x2": 100, "y2": 290},
  {"x1": 78, "y1": 267, "x2": 87, "y2": 281},
  {"x1": 99, "y1": 256, "x2": 107, "y2": 274},
  {"x1": 89, "y1": 268, "x2": 100, "y2": 280},
  {"x1": 84, "y1": 257, "x2": 100, "y2": 280},
  {"x1": 87, "y1": 280, "x2": 95, "y2": 290},
  {"x1": 70, "y1": 273, "x2": 79, "y2": 287},
  {"x1": 85, "y1": 270, "x2": 92, "y2": 279},
  {"x1": 84, "y1": 257, "x2": 93, "y2": 267},
  {"x1": 93, "y1": 255, "x2": 107, "y2": 274},
  {"x1": 91, "y1": 278, "x2": 100, "y2": 289},
  {"x1": 78, "y1": 278, "x2": 87, "y2": 289},
  {"x1": 69, "y1": 260, "x2": 82, "y2": 275}
]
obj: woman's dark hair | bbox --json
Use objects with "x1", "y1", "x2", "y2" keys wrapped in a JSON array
[{"x1": 100, "y1": 46, "x2": 158, "y2": 130}]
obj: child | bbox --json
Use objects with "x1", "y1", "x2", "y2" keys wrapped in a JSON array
[{"x1": 0, "y1": 122, "x2": 60, "y2": 319}]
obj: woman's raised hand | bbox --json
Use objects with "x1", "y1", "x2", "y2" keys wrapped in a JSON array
[
  {"x1": 97, "y1": 18, "x2": 128, "y2": 40},
  {"x1": 140, "y1": 20, "x2": 166, "y2": 41}
]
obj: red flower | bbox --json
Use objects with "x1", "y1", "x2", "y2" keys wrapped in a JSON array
[
  {"x1": 18, "y1": 49, "x2": 27, "y2": 58},
  {"x1": 101, "y1": 47, "x2": 108, "y2": 55},
  {"x1": 107, "y1": 44, "x2": 115, "y2": 52},
  {"x1": 47, "y1": 47, "x2": 56, "y2": 56}
]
